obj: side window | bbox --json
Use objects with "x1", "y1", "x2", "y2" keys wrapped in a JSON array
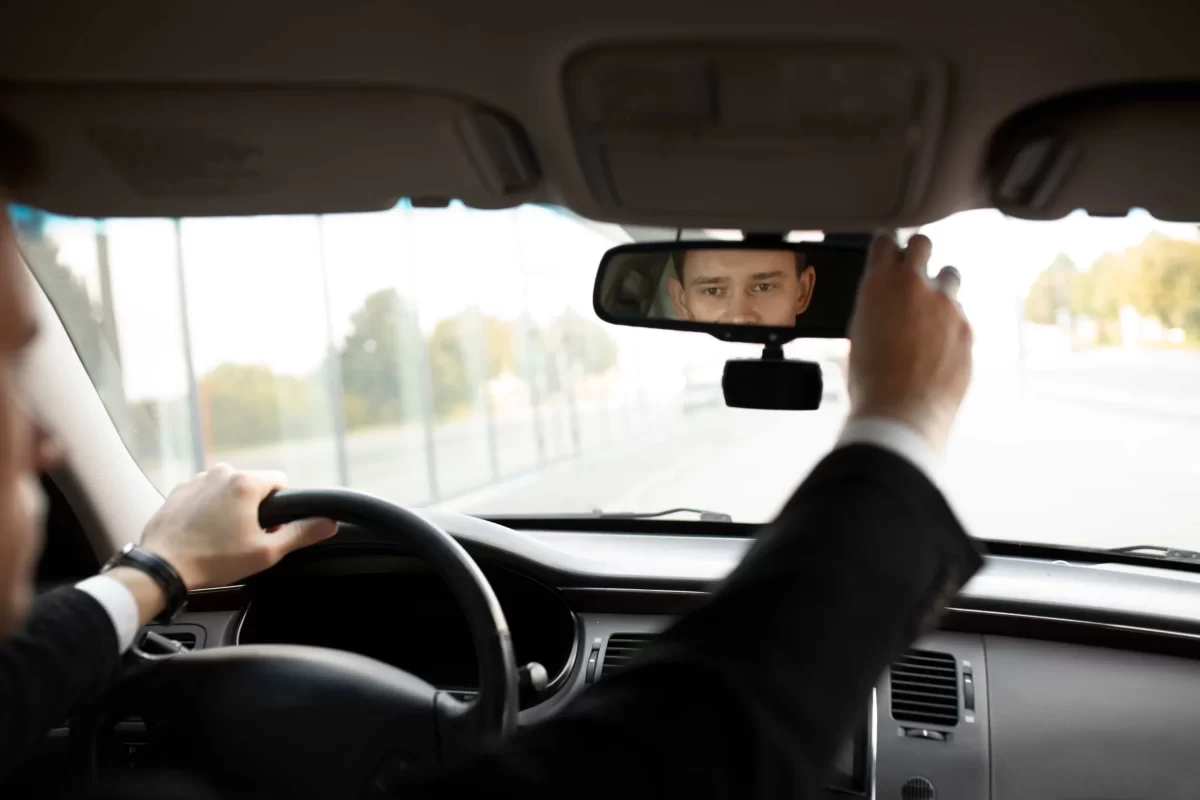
[{"x1": 13, "y1": 207, "x2": 201, "y2": 492}]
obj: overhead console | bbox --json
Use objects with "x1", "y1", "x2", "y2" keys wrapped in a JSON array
[{"x1": 562, "y1": 43, "x2": 948, "y2": 231}]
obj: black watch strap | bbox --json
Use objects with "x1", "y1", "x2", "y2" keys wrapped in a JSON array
[{"x1": 102, "y1": 543, "x2": 189, "y2": 624}]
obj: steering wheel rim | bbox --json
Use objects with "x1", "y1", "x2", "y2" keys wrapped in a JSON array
[
  {"x1": 84, "y1": 489, "x2": 518, "y2": 798},
  {"x1": 257, "y1": 488, "x2": 520, "y2": 736}
]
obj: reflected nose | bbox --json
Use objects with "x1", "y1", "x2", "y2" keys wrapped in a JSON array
[{"x1": 721, "y1": 293, "x2": 760, "y2": 325}]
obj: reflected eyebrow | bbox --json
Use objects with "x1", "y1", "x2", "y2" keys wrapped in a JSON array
[
  {"x1": 689, "y1": 276, "x2": 730, "y2": 286},
  {"x1": 750, "y1": 271, "x2": 785, "y2": 280}
]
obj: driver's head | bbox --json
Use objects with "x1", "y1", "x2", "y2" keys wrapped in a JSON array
[
  {"x1": 0, "y1": 122, "x2": 60, "y2": 634},
  {"x1": 668, "y1": 249, "x2": 816, "y2": 326}
]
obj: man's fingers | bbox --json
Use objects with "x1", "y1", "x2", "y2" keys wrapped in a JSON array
[
  {"x1": 270, "y1": 518, "x2": 338, "y2": 554},
  {"x1": 866, "y1": 231, "x2": 900, "y2": 273},
  {"x1": 902, "y1": 234, "x2": 933, "y2": 277},
  {"x1": 201, "y1": 465, "x2": 289, "y2": 496},
  {"x1": 221, "y1": 469, "x2": 289, "y2": 518},
  {"x1": 935, "y1": 266, "x2": 962, "y2": 300},
  {"x1": 244, "y1": 469, "x2": 289, "y2": 491}
]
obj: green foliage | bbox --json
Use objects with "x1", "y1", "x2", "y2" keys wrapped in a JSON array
[
  {"x1": 1023, "y1": 253, "x2": 1076, "y2": 324},
  {"x1": 427, "y1": 315, "x2": 473, "y2": 419},
  {"x1": 1128, "y1": 234, "x2": 1200, "y2": 333},
  {"x1": 1073, "y1": 252, "x2": 1127, "y2": 322},
  {"x1": 200, "y1": 363, "x2": 328, "y2": 451},
  {"x1": 1024, "y1": 235, "x2": 1200, "y2": 344},
  {"x1": 338, "y1": 289, "x2": 421, "y2": 428},
  {"x1": 426, "y1": 308, "x2": 517, "y2": 419},
  {"x1": 548, "y1": 308, "x2": 618, "y2": 376}
]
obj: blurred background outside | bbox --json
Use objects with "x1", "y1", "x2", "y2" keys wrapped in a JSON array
[{"x1": 14, "y1": 201, "x2": 1200, "y2": 549}]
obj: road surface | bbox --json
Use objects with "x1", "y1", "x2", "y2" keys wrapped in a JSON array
[{"x1": 210, "y1": 349, "x2": 1200, "y2": 554}]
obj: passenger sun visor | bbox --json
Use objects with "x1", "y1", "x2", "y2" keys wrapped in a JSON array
[
  {"x1": 986, "y1": 84, "x2": 1200, "y2": 221},
  {"x1": 563, "y1": 44, "x2": 948, "y2": 231},
  {"x1": 0, "y1": 86, "x2": 540, "y2": 217}
]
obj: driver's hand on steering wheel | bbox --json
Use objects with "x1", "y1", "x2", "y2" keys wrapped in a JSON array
[{"x1": 115, "y1": 466, "x2": 336, "y2": 610}]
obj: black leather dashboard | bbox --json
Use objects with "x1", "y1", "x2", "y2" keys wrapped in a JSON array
[{"x1": 147, "y1": 514, "x2": 1200, "y2": 800}]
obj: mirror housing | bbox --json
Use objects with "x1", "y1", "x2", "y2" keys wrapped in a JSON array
[{"x1": 592, "y1": 239, "x2": 867, "y2": 345}]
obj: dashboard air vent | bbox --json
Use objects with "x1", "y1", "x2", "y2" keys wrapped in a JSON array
[
  {"x1": 600, "y1": 633, "x2": 655, "y2": 678},
  {"x1": 157, "y1": 631, "x2": 196, "y2": 649},
  {"x1": 890, "y1": 649, "x2": 959, "y2": 726}
]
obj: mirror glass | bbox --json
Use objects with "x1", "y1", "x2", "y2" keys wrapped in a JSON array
[{"x1": 594, "y1": 242, "x2": 866, "y2": 338}]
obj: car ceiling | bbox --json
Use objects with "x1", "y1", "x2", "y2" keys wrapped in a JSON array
[{"x1": 2, "y1": 0, "x2": 1200, "y2": 229}]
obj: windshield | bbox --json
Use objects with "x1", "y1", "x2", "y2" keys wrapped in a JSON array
[{"x1": 12, "y1": 202, "x2": 1200, "y2": 550}]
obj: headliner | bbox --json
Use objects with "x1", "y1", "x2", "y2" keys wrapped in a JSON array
[{"x1": 2, "y1": 0, "x2": 1199, "y2": 228}]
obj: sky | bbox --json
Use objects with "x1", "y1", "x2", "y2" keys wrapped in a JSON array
[{"x1": 33, "y1": 203, "x2": 1200, "y2": 402}]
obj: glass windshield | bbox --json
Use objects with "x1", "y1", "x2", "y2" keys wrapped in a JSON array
[{"x1": 13, "y1": 202, "x2": 1200, "y2": 550}]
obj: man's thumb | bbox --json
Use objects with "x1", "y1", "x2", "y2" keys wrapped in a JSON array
[{"x1": 275, "y1": 517, "x2": 339, "y2": 552}]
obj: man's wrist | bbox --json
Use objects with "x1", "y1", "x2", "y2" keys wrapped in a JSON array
[
  {"x1": 140, "y1": 543, "x2": 197, "y2": 590},
  {"x1": 838, "y1": 415, "x2": 946, "y2": 492},
  {"x1": 103, "y1": 566, "x2": 168, "y2": 628},
  {"x1": 104, "y1": 543, "x2": 191, "y2": 623},
  {"x1": 847, "y1": 402, "x2": 953, "y2": 455}
]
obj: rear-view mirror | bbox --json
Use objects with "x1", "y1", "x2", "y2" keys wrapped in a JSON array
[{"x1": 592, "y1": 240, "x2": 867, "y2": 344}]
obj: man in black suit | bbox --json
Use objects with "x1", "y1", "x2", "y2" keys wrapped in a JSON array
[
  {"x1": 1, "y1": 138, "x2": 978, "y2": 796},
  {"x1": 0, "y1": 199, "x2": 341, "y2": 778},
  {"x1": 394, "y1": 233, "x2": 979, "y2": 799}
]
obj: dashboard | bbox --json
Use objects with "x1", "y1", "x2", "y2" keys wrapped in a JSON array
[
  {"x1": 118, "y1": 513, "x2": 1200, "y2": 799},
  {"x1": 236, "y1": 557, "x2": 578, "y2": 701}
]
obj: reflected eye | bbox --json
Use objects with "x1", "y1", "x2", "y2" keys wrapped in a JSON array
[
  {"x1": 752, "y1": 283, "x2": 777, "y2": 293},
  {"x1": 701, "y1": 287, "x2": 725, "y2": 297}
]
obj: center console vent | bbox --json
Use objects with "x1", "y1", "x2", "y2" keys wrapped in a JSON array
[{"x1": 890, "y1": 649, "x2": 959, "y2": 726}]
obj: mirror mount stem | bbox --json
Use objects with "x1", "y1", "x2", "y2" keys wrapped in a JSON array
[
  {"x1": 761, "y1": 343, "x2": 785, "y2": 360},
  {"x1": 742, "y1": 232, "x2": 788, "y2": 244}
]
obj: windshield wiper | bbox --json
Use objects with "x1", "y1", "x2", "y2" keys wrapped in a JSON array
[
  {"x1": 582, "y1": 507, "x2": 735, "y2": 523},
  {"x1": 1109, "y1": 544, "x2": 1200, "y2": 563}
]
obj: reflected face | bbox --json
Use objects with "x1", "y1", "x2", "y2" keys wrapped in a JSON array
[
  {"x1": 668, "y1": 249, "x2": 816, "y2": 326},
  {"x1": 0, "y1": 208, "x2": 58, "y2": 635}
]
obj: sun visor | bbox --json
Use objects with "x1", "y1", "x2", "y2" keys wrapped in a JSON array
[
  {"x1": 986, "y1": 85, "x2": 1200, "y2": 221},
  {"x1": 563, "y1": 44, "x2": 947, "y2": 230},
  {"x1": 0, "y1": 85, "x2": 540, "y2": 217}
]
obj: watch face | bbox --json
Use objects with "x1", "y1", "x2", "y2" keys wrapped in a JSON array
[{"x1": 103, "y1": 542, "x2": 137, "y2": 572}]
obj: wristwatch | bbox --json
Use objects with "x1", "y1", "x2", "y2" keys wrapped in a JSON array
[{"x1": 101, "y1": 542, "x2": 189, "y2": 624}]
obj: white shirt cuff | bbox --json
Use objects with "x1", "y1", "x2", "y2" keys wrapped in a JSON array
[
  {"x1": 836, "y1": 417, "x2": 944, "y2": 490},
  {"x1": 75, "y1": 574, "x2": 140, "y2": 654}
]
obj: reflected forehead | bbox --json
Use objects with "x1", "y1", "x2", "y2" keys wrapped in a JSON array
[
  {"x1": 686, "y1": 249, "x2": 794, "y2": 271},
  {"x1": 683, "y1": 249, "x2": 797, "y2": 283}
]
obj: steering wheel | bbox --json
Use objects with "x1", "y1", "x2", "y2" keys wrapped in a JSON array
[{"x1": 87, "y1": 489, "x2": 519, "y2": 798}]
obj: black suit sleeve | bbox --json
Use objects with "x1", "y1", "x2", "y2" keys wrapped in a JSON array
[
  {"x1": 0, "y1": 586, "x2": 122, "y2": 778},
  {"x1": 397, "y1": 444, "x2": 983, "y2": 800}
]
